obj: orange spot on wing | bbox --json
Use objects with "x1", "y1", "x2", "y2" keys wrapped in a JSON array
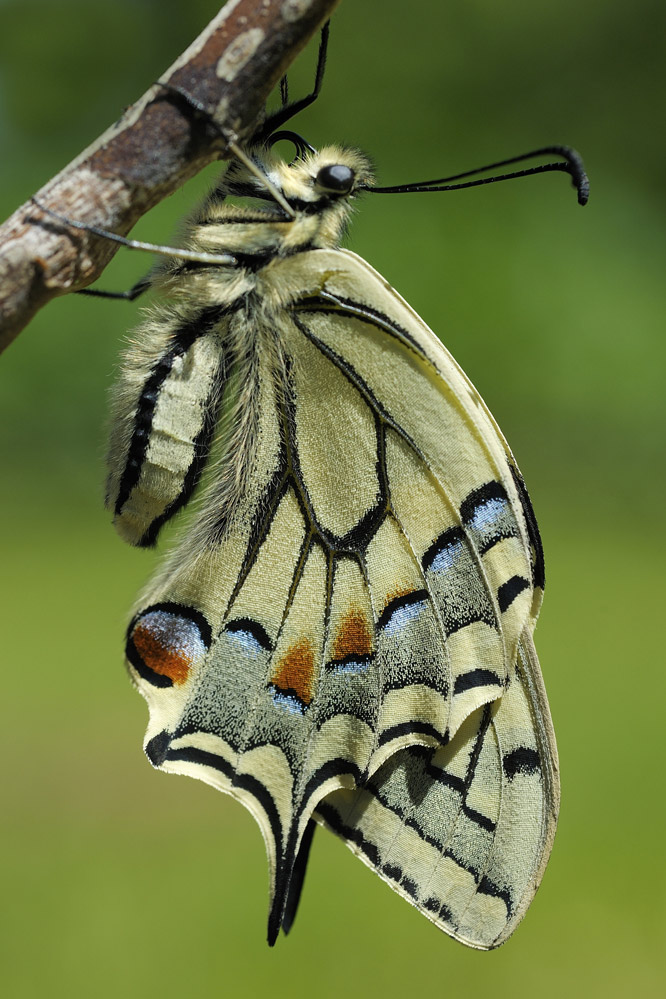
[
  {"x1": 132, "y1": 623, "x2": 191, "y2": 686},
  {"x1": 332, "y1": 607, "x2": 373, "y2": 661},
  {"x1": 384, "y1": 585, "x2": 416, "y2": 608},
  {"x1": 272, "y1": 638, "x2": 315, "y2": 705}
]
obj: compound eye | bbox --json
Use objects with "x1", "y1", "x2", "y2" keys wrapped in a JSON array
[{"x1": 315, "y1": 164, "x2": 355, "y2": 194}]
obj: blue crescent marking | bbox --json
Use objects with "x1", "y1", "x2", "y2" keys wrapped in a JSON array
[
  {"x1": 430, "y1": 538, "x2": 464, "y2": 574},
  {"x1": 468, "y1": 496, "x2": 508, "y2": 532},
  {"x1": 271, "y1": 690, "x2": 306, "y2": 715},
  {"x1": 229, "y1": 629, "x2": 266, "y2": 657},
  {"x1": 331, "y1": 659, "x2": 370, "y2": 675},
  {"x1": 383, "y1": 600, "x2": 428, "y2": 636}
]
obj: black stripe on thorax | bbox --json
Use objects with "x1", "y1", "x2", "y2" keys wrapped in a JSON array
[{"x1": 223, "y1": 181, "x2": 342, "y2": 216}]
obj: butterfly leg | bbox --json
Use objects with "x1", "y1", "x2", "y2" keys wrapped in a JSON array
[
  {"x1": 31, "y1": 198, "x2": 237, "y2": 266},
  {"x1": 76, "y1": 272, "x2": 153, "y2": 301},
  {"x1": 259, "y1": 21, "x2": 330, "y2": 138}
]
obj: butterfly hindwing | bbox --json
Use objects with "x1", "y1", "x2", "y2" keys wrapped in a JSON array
[{"x1": 315, "y1": 631, "x2": 558, "y2": 949}]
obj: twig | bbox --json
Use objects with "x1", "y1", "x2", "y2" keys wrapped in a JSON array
[{"x1": 0, "y1": 0, "x2": 341, "y2": 354}]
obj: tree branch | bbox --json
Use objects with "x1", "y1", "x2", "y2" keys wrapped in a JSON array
[{"x1": 0, "y1": 0, "x2": 341, "y2": 354}]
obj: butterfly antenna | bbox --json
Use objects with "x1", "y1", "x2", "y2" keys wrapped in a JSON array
[{"x1": 366, "y1": 145, "x2": 589, "y2": 206}]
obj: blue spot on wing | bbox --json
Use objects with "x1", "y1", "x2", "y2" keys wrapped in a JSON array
[
  {"x1": 331, "y1": 659, "x2": 370, "y2": 675},
  {"x1": 430, "y1": 538, "x2": 464, "y2": 573},
  {"x1": 229, "y1": 630, "x2": 264, "y2": 655},
  {"x1": 467, "y1": 496, "x2": 508, "y2": 532},
  {"x1": 422, "y1": 527, "x2": 465, "y2": 574},
  {"x1": 383, "y1": 599, "x2": 428, "y2": 635},
  {"x1": 271, "y1": 689, "x2": 306, "y2": 715},
  {"x1": 225, "y1": 618, "x2": 271, "y2": 657}
]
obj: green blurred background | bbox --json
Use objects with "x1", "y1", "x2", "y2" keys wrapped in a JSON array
[{"x1": 1, "y1": 1, "x2": 664, "y2": 996}]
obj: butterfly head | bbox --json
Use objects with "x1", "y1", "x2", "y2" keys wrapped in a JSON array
[{"x1": 219, "y1": 141, "x2": 374, "y2": 248}]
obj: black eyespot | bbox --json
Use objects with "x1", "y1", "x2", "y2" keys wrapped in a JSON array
[{"x1": 315, "y1": 164, "x2": 355, "y2": 194}]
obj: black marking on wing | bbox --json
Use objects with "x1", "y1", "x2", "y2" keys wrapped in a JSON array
[
  {"x1": 465, "y1": 705, "x2": 492, "y2": 791},
  {"x1": 422, "y1": 526, "x2": 465, "y2": 572},
  {"x1": 460, "y1": 481, "x2": 508, "y2": 520},
  {"x1": 460, "y1": 481, "x2": 518, "y2": 555},
  {"x1": 497, "y1": 575, "x2": 530, "y2": 612},
  {"x1": 322, "y1": 548, "x2": 336, "y2": 656},
  {"x1": 406, "y1": 745, "x2": 465, "y2": 796},
  {"x1": 377, "y1": 721, "x2": 448, "y2": 748},
  {"x1": 145, "y1": 730, "x2": 171, "y2": 766},
  {"x1": 326, "y1": 652, "x2": 373, "y2": 671},
  {"x1": 503, "y1": 747, "x2": 541, "y2": 779},
  {"x1": 129, "y1": 601, "x2": 213, "y2": 646},
  {"x1": 376, "y1": 589, "x2": 429, "y2": 632},
  {"x1": 225, "y1": 617, "x2": 273, "y2": 650},
  {"x1": 401, "y1": 876, "x2": 419, "y2": 898},
  {"x1": 281, "y1": 819, "x2": 316, "y2": 935},
  {"x1": 114, "y1": 305, "x2": 229, "y2": 521},
  {"x1": 453, "y1": 669, "x2": 503, "y2": 695},
  {"x1": 295, "y1": 293, "x2": 427, "y2": 360},
  {"x1": 382, "y1": 862, "x2": 402, "y2": 881},
  {"x1": 268, "y1": 684, "x2": 308, "y2": 714},
  {"x1": 463, "y1": 806, "x2": 497, "y2": 834},
  {"x1": 269, "y1": 757, "x2": 363, "y2": 945},
  {"x1": 478, "y1": 876, "x2": 513, "y2": 916},
  {"x1": 510, "y1": 464, "x2": 545, "y2": 590}
]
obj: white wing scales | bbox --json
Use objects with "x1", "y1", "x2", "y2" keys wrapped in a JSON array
[{"x1": 117, "y1": 247, "x2": 557, "y2": 946}]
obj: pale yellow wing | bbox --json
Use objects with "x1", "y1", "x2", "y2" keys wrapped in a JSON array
[{"x1": 120, "y1": 247, "x2": 554, "y2": 945}]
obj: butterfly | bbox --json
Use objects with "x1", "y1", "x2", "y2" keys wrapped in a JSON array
[{"x1": 67, "y1": 25, "x2": 587, "y2": 949}]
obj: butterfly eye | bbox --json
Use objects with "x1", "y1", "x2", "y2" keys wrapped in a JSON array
[{"x1": 315, "y1": 164, "x2": 355, "y2": 194}]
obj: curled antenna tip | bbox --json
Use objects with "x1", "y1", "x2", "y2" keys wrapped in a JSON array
[
  {"x1": 556, "y1": 145, "x2": 589, "y2": 206},
  {"x1": 576, "y1": 170, "x2": 590, "y2": 206}
]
